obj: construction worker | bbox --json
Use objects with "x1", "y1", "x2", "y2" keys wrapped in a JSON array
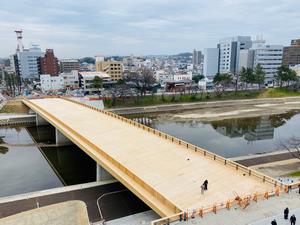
[
  {"x1": 203, "y1": 180, "x2": 208, "y2": 190},
  {"x1": 271, "y1": 219, "x2": 277, "y2": 225},
  {"x1": 200, "y1": 184, "x2": 205, "y2": 194}
]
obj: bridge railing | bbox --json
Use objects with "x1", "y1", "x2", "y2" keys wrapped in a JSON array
[
  {"x1": 23, "y1": 98, "x2": 182, "y2": 216},
  {"x1": 61, "y1": 97, "x2": 280, "y2": 188},
  {"x1": 150, "y1": 187, "x2": 286, "y2": 225}
]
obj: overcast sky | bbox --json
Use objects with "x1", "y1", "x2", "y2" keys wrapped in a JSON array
[{"x1": 0, "y1": 0, "x2": 299, "y2": 58}]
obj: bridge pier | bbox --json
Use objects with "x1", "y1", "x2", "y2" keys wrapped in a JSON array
[
  {"x1": 36, "y1": 114, "x2": 49, "y2": 126},
  {"x1": 55, "y1": 129, "x2": 72, "y2": 146},
  {"x1": 96, "y1": 163, "x2": 114, "y2": 181}
]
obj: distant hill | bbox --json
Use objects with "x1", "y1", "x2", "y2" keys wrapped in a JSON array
[
  {"x1": 176, "y1": 52, "x2": 192, "y2": 57},
  {"x1": 80, "y1": 57, "x2": 95, "y2": 64}
]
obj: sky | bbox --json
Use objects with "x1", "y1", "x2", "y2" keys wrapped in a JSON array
[{"x1": 0, "y1": 0, "x2": 299, "y2": 58}]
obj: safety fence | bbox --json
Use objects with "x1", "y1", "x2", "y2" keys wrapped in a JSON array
[
  {"x1": 0, "y1": 116, "x2": 36, "y2": 126},
  {"x1": 22, "y1": 98, "x2": 181, "y2": 217},
  {"x1": 61, "y1": 97, "x2": 282, "y2": 188},
  {"x1": 150, "y1": 187, "x2": 289, "y2": 225}
]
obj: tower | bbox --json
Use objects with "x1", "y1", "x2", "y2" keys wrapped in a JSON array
[{"x1": 15, "y1": 30, "x2": 24, "y2": 52}]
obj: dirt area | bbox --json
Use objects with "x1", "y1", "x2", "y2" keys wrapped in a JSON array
[
  {"x1": 250, "y1": 159, "x2": 300, "y2": 181},
  {"x1": 172, "y1": 101, "x2": 300, "y2": 121}
]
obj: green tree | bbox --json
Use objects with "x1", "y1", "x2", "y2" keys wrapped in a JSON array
[
  {"x1": 192, "y1": 75, "x2": 204, "y2": 84},
  {"x1": 275, "y1": 66, "x2": 298, "y2": 87},
  {"x1": 213, "y1": 73, "x2": 233, "y2": 96},
  {"x1": 240, "y1": 67, "x2": 255, "y2": 87},
  {"x1": 253, "y1": 64, "x2": 265, "y2": 89},
  {"x1": 93, "y1": 76, "x2": 103, "y2": 98}
]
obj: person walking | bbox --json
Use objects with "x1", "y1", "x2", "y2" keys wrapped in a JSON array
[
  {"x1": 284, "y1": 207, "x2": 289, "y2": 220},
  {"x1": 200, "y1": 184, "x2": 205, "y2": 194},
  {"x1": 203, "y1": 180, "x2": 208, "y2": 191},
  {"x1": 271, "y1": 219, "x2": 277, "y2": 225},
  {"x1": 290, "y1": 214, "x2": 296, "y2": 225}
]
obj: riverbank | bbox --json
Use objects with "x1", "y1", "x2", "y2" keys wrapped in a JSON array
[
  {"x1": 109, "y1": 96, "x2": 300, "y2": 117},
  {"x1": 105, "y1": 88, "x2": 300, "y2": 109}
]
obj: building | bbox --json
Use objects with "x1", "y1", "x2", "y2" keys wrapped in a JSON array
[
  {"x1": 173, "y1": 72, "x2": 192, "y2": 82},
  {"x1": 15, "y1": 44, "x2": 44, "y2": 79},
  {"x1": 95, "y1": 56, "x2": 123, "y2": 81},
  {"x1": 59, "y1": 70, "x2": 79, "y2": 89},
  {"x1": 203, "y1": 48, "x2": 219, "y2": 78},
  {"x1": 218, "y1": 36, "x2": 252, "y2": 74},
  {"x1": 282, "y1": 39, "x2": 300, "y2": 67},
  {"x1": 237, "y1": 49, "x2": 255, "y2": 72},
  {"x1": 60, "y1": 59, "x2": 80, "y2": 73},
  {"x1": 38, "y1": 49, "x2": 59, "y2": 76},
  {"x1": 40, "y1": 74, "x2": 64, "y2": 92},
  {"x1": 290, "y1": 64, "x2": 300, "y2": 76},
  {"x1": 192, "y1": 49, "x2": 202, "y2": 66},
  {"x1": 78, "y1": 71, "x2": 111, "y2": 94},
  {"x1": 252, "y1": 44, "x2": 283, "y2": 84}
]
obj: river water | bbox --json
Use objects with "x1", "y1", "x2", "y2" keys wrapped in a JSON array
[{"x1": 0, "y1": 110, "x2": 299, "y2": 197}]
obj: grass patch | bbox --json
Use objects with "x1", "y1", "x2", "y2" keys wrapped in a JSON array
[
  {"x1": 288, "y1": 170, "x2": 300, "y2": 177},
  {"x1": 258, "y1": 88, "x2": 300, "y2": 98},
  {"x1": 104, "y1": 90, "x2": 263, "y2": 108}
]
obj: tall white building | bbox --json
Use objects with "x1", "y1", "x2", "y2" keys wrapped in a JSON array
[
  {"x1": 16, "y1": 44, "x2": 43, "y2": 79},
  {"x1": 253, "y1": 44, "x2": 283, "y2": 84},
  {"x1": 218, "y1": 36, "x2": 252, "y2": 74},
  {"x1": 203, "y1": 48, "x2": 219, "y2": 78}
]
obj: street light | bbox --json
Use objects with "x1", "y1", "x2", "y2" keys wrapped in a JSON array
[{"x1": 96, "y1": 189, "x2": 128, "y2": 224}]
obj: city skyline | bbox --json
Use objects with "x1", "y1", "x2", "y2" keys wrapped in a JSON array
[{"x1": 0, "y1": 0, "x2": 299, "y2": 58}]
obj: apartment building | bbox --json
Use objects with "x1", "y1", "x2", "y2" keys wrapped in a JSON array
[
  {"x1": 95, "y1": 56, "x2": 123, "y2": 81},
  {"x1": 282, "y1": 39, "x2": 300, "y2": 67},
  {"x1": 60, "y1": 59, "x2": 80, "y2": 73},
  {"x1": 38, "y1": 49, "x2": 59, "y2": 76}
]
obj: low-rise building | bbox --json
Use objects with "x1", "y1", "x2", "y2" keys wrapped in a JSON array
[
  {"x1": 40, "y1": 74, "x2": 64, "y2": 92},
  {"x1": 60, "y1": 59, "x2": 80, "y2": 73},
  {"x1": 95, "y1": 56, "x2": 123, "y2": 81},
  {"x1": 59, "y1": 70, "x2": 79, "y2": 89},
  {"x1": 78, "y1": 71, "x2": 111, "y2": 95}
]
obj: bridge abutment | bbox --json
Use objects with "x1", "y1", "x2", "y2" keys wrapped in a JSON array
[
  {"x1": 36, "y1": 114, "x2": 49, "y2": 126},
  {"x1": 55, "y1": 129, "x2": 72, "y2": 146},
  {"x1": 96, "y1": 164, "x2": 114, "y2": 181}
]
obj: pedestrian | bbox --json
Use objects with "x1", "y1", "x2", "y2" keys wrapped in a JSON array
[
  {"x1": 271, "y1": 219, "x2": 277, "y2": 225},
  {"x1": 203, "y1": 180, "x2": 208, "y2": 191},
  {"x1": 298, "y1": 184, "x2": 300, "y2": 194},
  {"x1": 290, "y1": 214, "x2": 296, "y2": 225},
  {"x1": 284, "y1": 207, "x2": 289, "y2": 220},
  {"x1": 200, "y1": 184, "x2": 205, "y2": 194}
]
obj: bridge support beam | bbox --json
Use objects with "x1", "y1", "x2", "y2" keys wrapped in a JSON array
[
  {"x1": 36, "y1": 114, "x2": 49, "y2": 126},
  {"x1": 55, "y1": 129, "x2": 72, "y2": 146},
  {"x1": 96, "y1": 163, "x2": 114, "y2": 181}
]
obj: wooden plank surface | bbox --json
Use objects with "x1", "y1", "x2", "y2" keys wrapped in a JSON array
[{"x1": 26, "y1": 98, "x2": 274, "y2": 214}]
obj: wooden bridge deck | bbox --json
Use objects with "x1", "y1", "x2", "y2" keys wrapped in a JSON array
[{"x1": 23, "y1": 98, "x2": 276, "y2": 217}]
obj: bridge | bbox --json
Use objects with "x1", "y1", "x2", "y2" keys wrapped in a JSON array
[{"x1": 23, "y1": 97, "x2": 280, "y2": 219}]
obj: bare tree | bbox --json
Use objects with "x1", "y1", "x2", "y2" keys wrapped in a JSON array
[{"x1": 278, "y1": 136, "x2": 300, "y2": 160}]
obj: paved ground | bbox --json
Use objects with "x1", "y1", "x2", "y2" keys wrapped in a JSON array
[
  {"x1": 0, "y1": 182, "x2": 149, "y2": 223},
  {"x1": 250, "y1": 208, "x2": 300, "y2": 225},
  {"x1": 171, "y1": 190, "x2": 300, "y2": 225},
  {"x1": 105, "y1": 210, "x2": 159, "y2": 225},
  {"x1": 0, "y1": 201, "x2": 90, "y2": 225},
  {"x1": 236, "y1": 152, "x2": 299, "y2": 167}
]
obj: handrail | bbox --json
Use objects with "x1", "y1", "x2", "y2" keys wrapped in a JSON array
[
  {"x1": 150, "y1": 187, "x2": 287, "y2": 225},
  {"x1": 61, "y1": 97, "x2": 281, "y2": 187}
]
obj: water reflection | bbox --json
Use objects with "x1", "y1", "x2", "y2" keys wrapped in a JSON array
[{"x1": 151, "y1": 110, "x2": 300, "y2": 158}]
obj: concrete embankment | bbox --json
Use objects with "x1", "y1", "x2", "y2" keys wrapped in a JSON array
[
  {"x1": 108, "y1": 97, "x2": 300, "y2": 115},
  {"x1": 0, "y1": 114, "x2": 35, "y2": 126}
]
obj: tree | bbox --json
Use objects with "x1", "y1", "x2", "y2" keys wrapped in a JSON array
[
  {"x1": 192, "y1": 75, "x2": 204, "y2": 84},
  {"x1": 126, "y1": 67, "x2": 156, "y2": 97},
  {"x1": 275, "y1": 66, "x2": 298, "y2": 87},
  {"x1": 253, "y1": 64, "x2": 265, "y2": 89},
  {"x1": 240, "y1": 67, "x2": 255, "y2": 88},
  {"x1": 278, "y1": 136, "x2": 300, "y2": 160},
  {"x1": 213, "y1": 73, "x2": 233, "y2": 96},
  {"x1": 93, "y1": 76, "x2": 103, "y2": 98}
]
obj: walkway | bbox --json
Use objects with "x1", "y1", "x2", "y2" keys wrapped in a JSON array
[
  {"x1": 23, "y1": 97, "x2": 278, "y2": 217},
  {"x1": 0, "y1": 182, "x2": 149, "y2": 223}
]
